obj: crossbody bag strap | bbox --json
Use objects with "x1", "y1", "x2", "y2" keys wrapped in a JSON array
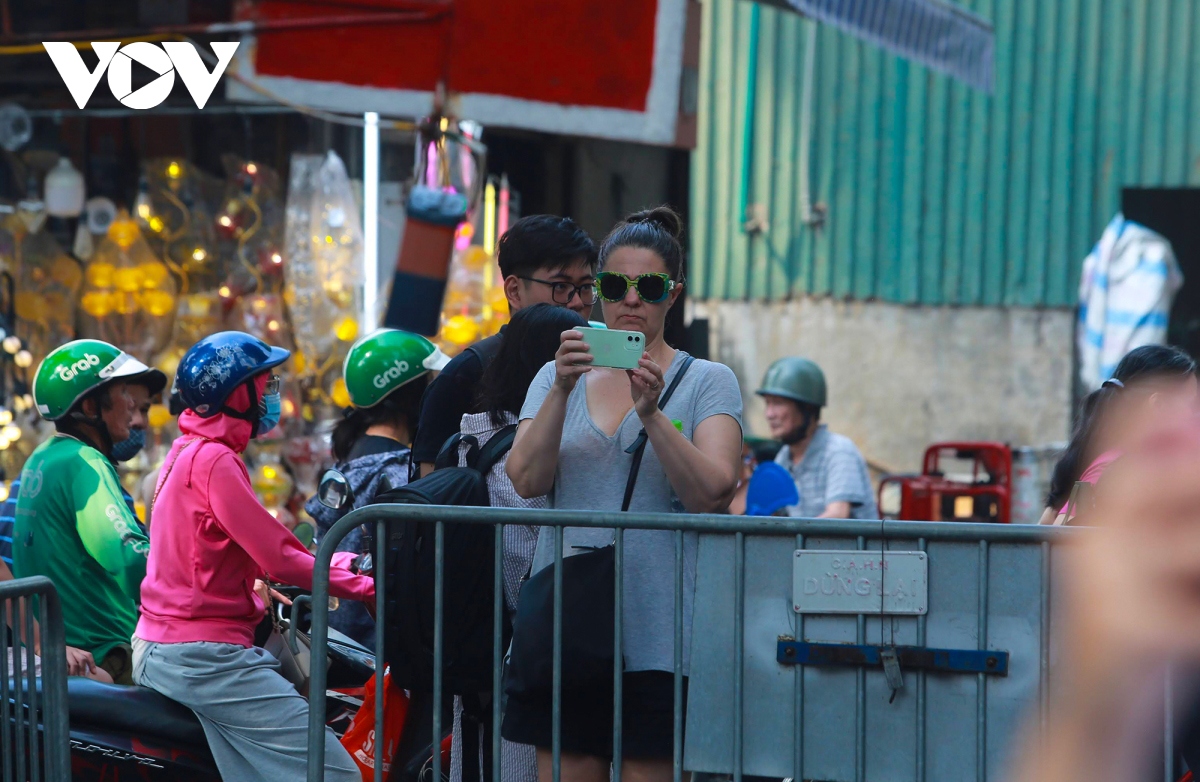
[
  {"x1": 620, "y1": 355, "x2": 696, "y2": 512},
  {"x1": 150, "y1": 436, "x2": 208, "y2": 509}
]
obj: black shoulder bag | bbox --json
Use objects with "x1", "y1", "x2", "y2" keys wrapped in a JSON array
[{"x1": 506, "y1": 356, "x2": 695, "y2": 695}]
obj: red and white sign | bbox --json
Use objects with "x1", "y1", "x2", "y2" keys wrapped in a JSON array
[{"x1": 226, "y1": 0, "x2": 692, "y2": 145}]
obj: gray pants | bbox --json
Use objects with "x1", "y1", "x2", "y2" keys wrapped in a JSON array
[{"x1": 132, "y1": 637, "x2": 359, "y2": 782}]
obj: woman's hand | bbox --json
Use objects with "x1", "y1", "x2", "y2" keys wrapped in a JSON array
[
  {"x1": 553, "y1": 329, "x2": 593, "y2": 392},
  {"x1": 628, "y1": 353, "x2": 665, "y2": 419},
  {"x1": 254, "y1": 579, "x2": 293, "y2": 608}
]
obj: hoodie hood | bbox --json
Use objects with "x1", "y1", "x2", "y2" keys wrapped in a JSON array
[{"x1": 177, "y1": 372, "x2": 267, "y2": 453}]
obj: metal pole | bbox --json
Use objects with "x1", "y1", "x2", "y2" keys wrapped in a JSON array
[
  {"x1": 374, "y1": 520, "x2": 386, "y2": 782},
  {"x1": 362, "y1": 110, "x2": 380, "y2": 334},
  {"x1": 433, "y1": 521, "x2": 445, "y2": 782},
  {"x1": 613, "y1": 527, "x2": 624, "y2": 782},
  {"x1": 552, "y1": 526, "x2": 563, "y2": 782}
]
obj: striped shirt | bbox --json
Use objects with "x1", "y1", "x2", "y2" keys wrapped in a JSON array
[
  {"x1": 0, "y1": 477, "x2": 18, "y2": 568},
  {"x1": 776, "y1": 425, "x2": 879, "y2": 520}
]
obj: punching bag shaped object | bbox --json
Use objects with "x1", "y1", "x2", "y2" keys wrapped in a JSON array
[{"x1": 383, "y1": 186, "x2": 468, "y2": 337}]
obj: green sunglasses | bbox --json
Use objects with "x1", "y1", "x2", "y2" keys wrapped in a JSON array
[{"x1": 596, "y1": 271, "x2": 676, "y2": 303}]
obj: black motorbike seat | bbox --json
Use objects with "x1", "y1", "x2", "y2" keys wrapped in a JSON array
[{"x1": 67, "y1": 677, "x2": 208, "y2": 747}]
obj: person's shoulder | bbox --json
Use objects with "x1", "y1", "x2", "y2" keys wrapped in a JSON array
[
  {"x1": 825, "y1": 431, "x2": 868, "y2": 461},
  {"x1": 431, "y1": 346, "x2": 483, "y2": 385},
  {"x1": 444, "y1": 335, "x2": 502, "y2": 379},
  {"x1": 679, "y1": 355, "x2": 737, "y2": 383},
  {"x1": 73, "y1": 440, "x2": 113, "y2": 472}
]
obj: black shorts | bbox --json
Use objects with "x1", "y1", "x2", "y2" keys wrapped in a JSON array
[{"x1": 501, "y1": 671, "x2": 687, "y2": 760}]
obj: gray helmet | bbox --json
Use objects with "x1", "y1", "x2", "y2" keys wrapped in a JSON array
[{"x1": 756, "y1": 357, "x2": 827, "y2": 408}]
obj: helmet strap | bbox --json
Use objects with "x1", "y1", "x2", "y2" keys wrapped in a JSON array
[
  {"x1": 220, "y1": 378, "x2": 263, "y2": 438},
  {"x1": 779, "y1": 405, "x2": 818, "y2": 447},
  {"x1": 65, "y1": 396, "x2": 114, "y2": 457}
]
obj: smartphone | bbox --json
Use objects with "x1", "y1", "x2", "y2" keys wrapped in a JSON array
[{"x1": 577, "y1": 326, "x2": 645, "y2": 369}]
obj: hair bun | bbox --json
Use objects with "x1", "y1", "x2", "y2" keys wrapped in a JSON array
[{"x1": 627, "y1": 205, "x2": 683, "y2": 241}]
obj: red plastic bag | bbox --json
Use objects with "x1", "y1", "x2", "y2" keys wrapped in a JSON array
[{"x1": 341, "y1": 671, "x2": 410, "y2": 780}]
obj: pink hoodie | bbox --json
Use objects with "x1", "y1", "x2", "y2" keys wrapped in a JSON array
[{"x1": 136, "y1": 375, "x2": 374, "y2": 647}]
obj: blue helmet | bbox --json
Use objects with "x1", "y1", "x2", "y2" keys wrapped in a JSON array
[
  {"x1": 175, "y1": 331, "x2": 290, "y2": 417},
  {"x1": 745, "y1": 462, "x2": 800, "y2": 517}
]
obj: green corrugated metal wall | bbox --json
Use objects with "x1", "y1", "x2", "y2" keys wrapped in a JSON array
[{"x1": 690, "y1": 0, "x2": 1200, "y2": 307}]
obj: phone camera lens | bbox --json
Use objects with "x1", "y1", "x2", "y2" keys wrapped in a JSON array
[{"x1": 627, "y1": 336, "x2": 633, "y2": 341}]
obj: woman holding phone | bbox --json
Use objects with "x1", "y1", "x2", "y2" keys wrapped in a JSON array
[{"x1": 505, "y1": 206, "x2": 743, "y2": 782}]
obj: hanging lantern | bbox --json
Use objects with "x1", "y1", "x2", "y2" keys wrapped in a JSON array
[
  {"x1": 282, "y1": 151, "x2": 363, "y2": 408},
  {"x1": 3, "y1": 206, "x2": 81, "y2": 368},
  {"x1": 78, "y1": 208, "x2": 176, "y2": 361},
  {"x1": 44, "y1": 158, "x2": 85, "y2": 218}
]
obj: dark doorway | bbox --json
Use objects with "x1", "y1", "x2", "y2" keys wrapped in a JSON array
[{"x1": 1122, "y1": 188, "x2": 1200, "y2": 357}]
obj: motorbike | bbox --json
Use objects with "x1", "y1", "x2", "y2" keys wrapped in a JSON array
[{"x1": 63, "y1": 588, "x2": 378, "y2": 781}]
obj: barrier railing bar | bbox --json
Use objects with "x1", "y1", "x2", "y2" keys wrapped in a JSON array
[
  {"x1": 673, "y1": 529, "x2": 683, "y2": 782},
  {"x1": 14, "y1": 597, "x2": 25, "y2": 782},
  {"x1": 24, "y1": 598, "x2": 39, "y2": 782},
  {"x1": 1165, "y1": 670, "x2": 1174, "y2": 782},
  {"x1": 1, "y1": 599, "x2": 10, "y2": 782},
  {"x1": 916, "y1": 538, "x2": 927, "y2": 782},
  {"x1": 976, "y1": 540, "x2": 989, "y2": 782},
  {"x1": 493, "y1": 524, "x2": 504, "y2": 782},
  {"x1": 614, "y1": 526, "x2": 624, "y2": 782},
  {"x1": 733, "y1": 531, "x2": 744, "y2": 782},
  {"x1": 37, "y1": 584, "x2": 68, "y2": 782},
  {"x1": 0, "y1": 577, "x2": 68, "y2": 782},
  {"x1": 1039, "y1": 541, "x2": 1050, "y2": 750},
  {"x1": 305, "y1": 504, "x2": 1080, "y2": 781},
  {"x1": 552, "y1": 525, "x2": 563, "y2": 782},
  {"x1": 310, "y1": 506, "x2": 1078, "y2": 541},
  {"x1": 856, "y1": 535, "x2": 866, "y2": 782},
  {"x1": 793, "y1": 532, "x2": 805, "y2": 782},
  {"x1": 374, "y1": 519, "x2": 386, "y2": 782},
  {"x1": 433, "y1": 520, "x2": 445, "y2": 782}
]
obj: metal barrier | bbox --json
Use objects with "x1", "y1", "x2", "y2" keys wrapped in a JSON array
[
  {"x1": 1, "y1": 575, "x2": 70, "y2": 782},
  {"x1": 307, "y1": 507, "x2": 1097, "y2": 782}
]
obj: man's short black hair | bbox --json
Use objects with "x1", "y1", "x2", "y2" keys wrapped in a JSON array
[{"x1": 497, "y1": 215, "x2": 598, "y2": 279}]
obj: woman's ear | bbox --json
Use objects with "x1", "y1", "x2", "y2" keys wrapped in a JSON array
[{"x1": 667, "y1": 279, "x2": 685, "y2": 308}]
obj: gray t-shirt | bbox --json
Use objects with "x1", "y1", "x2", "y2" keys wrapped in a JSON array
[
  {"x1": 520, "y1": 352, "x2": 743, "y2": 673},
  {"x1": 775, "y1": 425, "x2": 878, "y2": 519}
]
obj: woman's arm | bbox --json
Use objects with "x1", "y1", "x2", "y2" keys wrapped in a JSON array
[
  {"x1": 506, "y1": 330, "x2": 592, "y2": 499},
  {"x1": 640, "y1": 410, "x2": 742, "y2": 513},
  {"x1": 628, "y1": 356, "x2": 742, "y2": 513},
  {"x1": 208, "y1": 453, "x2": 374, "y2": 602}
]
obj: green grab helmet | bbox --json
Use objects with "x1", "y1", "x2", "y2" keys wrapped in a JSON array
[
  {"x1": 756, "y1": 357, "x2": 827, "y2": 408},
  {"x1": 33, "y1": 339, "x2": 156, "y2": 421},
  {"x1": 343, "y1": 328, "x2": 450, "y2": 408}
]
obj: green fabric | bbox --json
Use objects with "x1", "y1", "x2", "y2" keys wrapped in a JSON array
[{"x1": 12, "y1": 435, "x2": 148, "y2": 660}]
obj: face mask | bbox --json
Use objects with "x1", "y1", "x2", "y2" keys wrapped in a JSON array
[
  {"x1": 256, "y1": 392, "x2": 282, "y2": 437},
  {"x1": 110, "y1": 427, "x2": 146, "y2": 462}
]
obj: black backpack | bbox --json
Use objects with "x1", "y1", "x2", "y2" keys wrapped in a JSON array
[{"x1": 370, "y1": 423, "x2": 518, "y2": 694}]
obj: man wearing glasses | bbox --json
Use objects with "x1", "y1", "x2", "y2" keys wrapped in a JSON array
[{"x1": 413, "y1": 215, "x2": 598, "y2": 476}]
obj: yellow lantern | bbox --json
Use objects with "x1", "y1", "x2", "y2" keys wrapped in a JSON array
[
  {"x1": 334, "y1": 316, "x2": 358, "y2": 343},
  {"x1": 113, "y1": 266, "x2": 141, "y2": 292},
  {"x1": 147, "y1": 403, "x2": 173, "y2": 429},
  {"x1": 86, "y1": 262, "x2": 115, "y2": 289},
  {"x1": 78, "y1": 209, "x2": 177, "y2": 361},
  {"x1": 330, "y1": 377, "x2": 352, "y2": 408},
  {"x1": 442, "y1": 314, "x2": 480, "y2": 346}
]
